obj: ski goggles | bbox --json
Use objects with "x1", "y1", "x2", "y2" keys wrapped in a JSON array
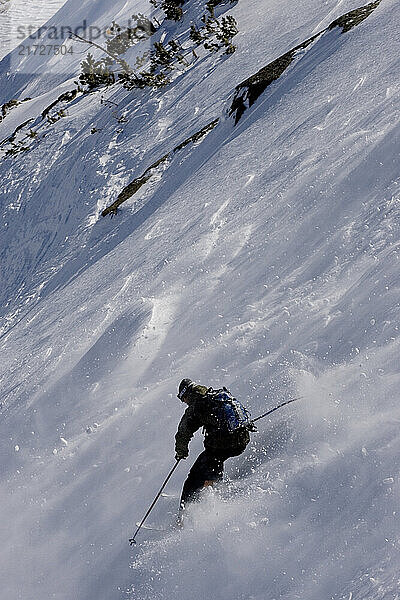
[{"x1": 177, "y1": 385, "x2": 189, "y2": 400}]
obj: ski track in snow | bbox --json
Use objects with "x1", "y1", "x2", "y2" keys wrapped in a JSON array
[{"x1": 1, "y1": 0, "x2": 400, "y2": 599}]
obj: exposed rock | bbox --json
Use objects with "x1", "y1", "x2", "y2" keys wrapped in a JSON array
[
  {"x1": 328, "y1": 0, "x2": 382, "y2": 33},
  {"x1": 102, "y1": 153, "x2": 170, "y2": 217},
  {"x1": 0, "y1": 97, "x2": 31, "y2": 124},
  {"x1": 229, "y1": 34, "x2": 320, "y2": 125},
  {"x1": 102, "y1": 118, "x2": 219, "y2": 216},
  {"x1": 41, "y1": 89, "x2": 79, "y2": 119},
  {"x1": 0, "y1": 118, "x2": 34, "y2": 147},
  {"x1": 229, "y1": 0, "x2": 382, "y2": 124}
]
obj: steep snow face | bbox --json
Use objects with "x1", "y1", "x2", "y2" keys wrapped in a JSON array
[{"x1": 1, "y1": 0, "x2": 400, "y2": 599}]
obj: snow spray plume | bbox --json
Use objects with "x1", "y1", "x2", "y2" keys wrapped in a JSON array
[
  {"x1": 129, "y1": 459, "x2": 182, "y2": 545},
  {"x1": 252, "y1": 396, "x2": 304, "y2": 425}
]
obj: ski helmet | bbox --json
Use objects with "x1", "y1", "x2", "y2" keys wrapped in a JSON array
[{"x1": 178, "y1": 378, "x2": 192, "y2": 400}]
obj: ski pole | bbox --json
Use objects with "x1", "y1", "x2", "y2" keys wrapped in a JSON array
[
  {"x1": 130, "y1": 458, "x2": 182, "y2": 545},
  {"x1": 252, "y1": 396, "x2": 304, "y2": 425}
]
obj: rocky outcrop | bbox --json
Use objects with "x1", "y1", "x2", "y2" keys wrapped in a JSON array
[
  {"x1": 0, "y1": 89, "x2": 81, "y2": 157},
  {"x1": 0, "y1": 97, "x2": 31, "y2": 124},
  {"x1": 229, "y1": 0, "x2": 382, "y2": 124},
  {"x1": 41, "y1": 89, "x2": 79, "y2": 119},
  {"x1": 101, "y1": 118, "x2": 219, "y2": 216},
  {"x1": 328, "y1": 0, "x2": 381, "y2": 33}
]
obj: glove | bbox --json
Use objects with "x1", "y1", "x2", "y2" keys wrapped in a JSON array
[{"x1": 175, "y1": 449, "x2": 188, "y2": 460}]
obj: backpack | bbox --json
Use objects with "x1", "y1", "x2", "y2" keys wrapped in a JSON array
[{"x1": 206, "y1": 387, "x2": 254, "y2": 434}]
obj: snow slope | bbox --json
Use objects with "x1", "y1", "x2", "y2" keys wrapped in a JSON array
[{"x1": 0, "y1": 0, "x2": 400, "y2": 599}]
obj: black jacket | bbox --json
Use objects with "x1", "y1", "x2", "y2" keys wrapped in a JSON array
[{"x1": 175, "y1": 384, "x2": 250, "y2": 455}]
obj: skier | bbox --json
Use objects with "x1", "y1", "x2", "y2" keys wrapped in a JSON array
[{"x1": 175, "y1": 378, "x2": 254, "y2": 516}]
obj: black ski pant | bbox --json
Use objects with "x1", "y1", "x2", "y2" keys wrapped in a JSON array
[{"x1": 179, "y1": 446, "x2": 245, "y2": 510}]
